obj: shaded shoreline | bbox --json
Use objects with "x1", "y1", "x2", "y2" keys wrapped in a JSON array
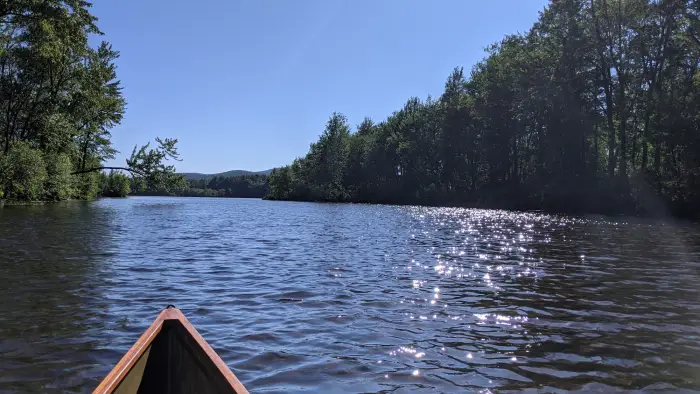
[{"x1": 262, "y1": 196, "x2": 690, "y2": 220}]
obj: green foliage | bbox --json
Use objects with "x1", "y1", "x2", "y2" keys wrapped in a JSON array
[
  {"x1": 74, "y1": 173, "x2": 100, "y2": 200},
  {"x1": 125, "y1": 137, "x2": 186, "y2": 193},
  {"x1": 191, "y1": 174, "x2": 267, "y2": 198},
  {"x1": 308, "y1": 113, "x2": 351, "y2": 201},
  {"x1": 267, "y1": 0, "x2": 700, "y2": 217},
  {"x1": 133, "y1": 174, "x2": 267, "y2": 198},
  {"x1": 0, "y1": 142, "x2": 47, "y2": 201},
  {"x1": 0, "y1": 1, "x2": 183, "y2": 202},
  {"x1": 100, "y1": 170, "x2": 131, "y2": 197},
  {"x1": 44, "y1": 153, "x2": 73, "y2": 200},
  {"x1": 266, "y1": 168, "x2": 291, "y2": 200},
  {"x1": 267, "y1": 113, "x2": 352, "y2": 202}
]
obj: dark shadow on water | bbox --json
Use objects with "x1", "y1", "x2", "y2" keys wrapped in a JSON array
[{"x1": 0, "y1": 202, "x2": 117, "y2": 393}]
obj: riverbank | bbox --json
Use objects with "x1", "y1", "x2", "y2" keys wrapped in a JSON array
[
  {"x1": 1, "y1": 199, "x2": 59, "y2": 206},
  {"x1": 263, "y1": 188, "x2": 697, "y2": 220},
  {"x1": 5, "y1": 186, "x2": 695, "y2": 220},
  {"x1": 131, "y1": 190, "x2": 265, "y2": 199}
]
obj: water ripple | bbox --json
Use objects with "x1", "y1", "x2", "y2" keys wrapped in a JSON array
[{"x1": 0, "y1": 198, "x2": 699, "y2": 393}]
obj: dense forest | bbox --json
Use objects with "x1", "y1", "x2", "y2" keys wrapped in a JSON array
[
  {"x1": 0, "y1": 1, "x2": 183, "y2": 203},
  {"x1": 266, "y1": 0, "x2": 700, "y2": 217},
  {"x1": 182, "y1": 175, "x2": 267, "y2": 198},
  {"x1": 133, "y1": 174, "x2": 268, "y2": 198}
]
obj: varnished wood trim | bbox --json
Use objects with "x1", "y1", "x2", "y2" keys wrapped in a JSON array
[
  {"x1": 168, "y1": 308, "x2": 250, "y2": 394},
  {"x1": 93, "y1": 309, "x2": 167, "y2": 393},
  {"x1": 94, "y1": 307, "x2": 250, "y2": 394}
]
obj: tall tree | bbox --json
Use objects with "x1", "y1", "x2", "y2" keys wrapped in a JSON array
[{"x1": 0, "y1": 0, "x2": 184, "y2": 201}]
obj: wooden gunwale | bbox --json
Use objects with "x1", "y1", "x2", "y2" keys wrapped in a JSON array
[{"x1": 93, "y1": 307, "x2": 249, "y2": 394}]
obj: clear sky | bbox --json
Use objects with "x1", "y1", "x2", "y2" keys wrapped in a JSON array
[{"x1": 92, "y1": 0, "x2": 548, "y2": 174}]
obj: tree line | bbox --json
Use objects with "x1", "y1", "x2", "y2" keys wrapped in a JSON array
[
  {"x1": 131, "y1": 174, "x2": 268, "y2": 198},
  {"x1": 266, "y1": 0, "x2": 700, "y2": 217},
  {"x1": 1, "y1": 1, "x2": 183, "y2": 203}
]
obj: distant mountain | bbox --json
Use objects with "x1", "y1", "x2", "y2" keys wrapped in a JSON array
[{"x1": 180, "y1": 169, "x2": 274, "y2": 181}]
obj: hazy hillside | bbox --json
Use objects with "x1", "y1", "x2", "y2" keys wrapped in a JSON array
[{"x1": 180, "y1": 169, "x2": 274, "y2": 181}]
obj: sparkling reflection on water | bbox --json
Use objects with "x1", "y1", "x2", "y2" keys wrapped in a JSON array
[{"x1": 0, "y1": 197, "x2": 699, "y2": 393}]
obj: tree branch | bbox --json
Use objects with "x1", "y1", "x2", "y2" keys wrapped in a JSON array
[
  {"x1": 71, "y1": 166, "x2": 145, "y2": 176},
  {"x1": 689, "y1": 27, "x2": 700, "y2": 46}
]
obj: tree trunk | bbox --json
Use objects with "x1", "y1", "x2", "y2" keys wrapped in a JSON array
[
  {"x1": 605, "y1": 76, "x2": 616, "y2": 178},
  {"x1": 71, "y1": 166, "x2": 144, "y2": 176},
  {"x1": 511, "y1": 133, "x2": 519, "y2": 184},
  {"x1": 631, "y1": 134, "x2": 636, "y2": 171},
  {"x1": 641, "y1": 114, "x2": 650, "y2": 170},
  {"x1": 654, "y1": 139, "x2": 662, "y2": 193},
  {"x1": 591, "y1": 0, "x2": 616, "y2": 178},
  {"x1": 593, "y1": 123, "x2": 599, "y2": 173}
]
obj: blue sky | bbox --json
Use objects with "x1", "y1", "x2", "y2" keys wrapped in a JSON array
[{"x1": 92, "y1": 0, "x2": 548, "y2": 173}]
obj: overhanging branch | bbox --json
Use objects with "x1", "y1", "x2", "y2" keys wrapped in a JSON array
[
  {"x1": 71, "y1": 166, "x2": 145, "y2": 176},
  {"x1": 690, "y1": 28, "x2": 700, "y2": 46}
]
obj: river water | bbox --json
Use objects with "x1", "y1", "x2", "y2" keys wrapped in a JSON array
[{"x1": 0, "y1": 197, "x2": 699, "y2": 393}]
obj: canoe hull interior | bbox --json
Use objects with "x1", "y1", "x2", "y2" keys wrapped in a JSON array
[{"x1": 94, "y1": 307, "x2": 249, "y2": 394}]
